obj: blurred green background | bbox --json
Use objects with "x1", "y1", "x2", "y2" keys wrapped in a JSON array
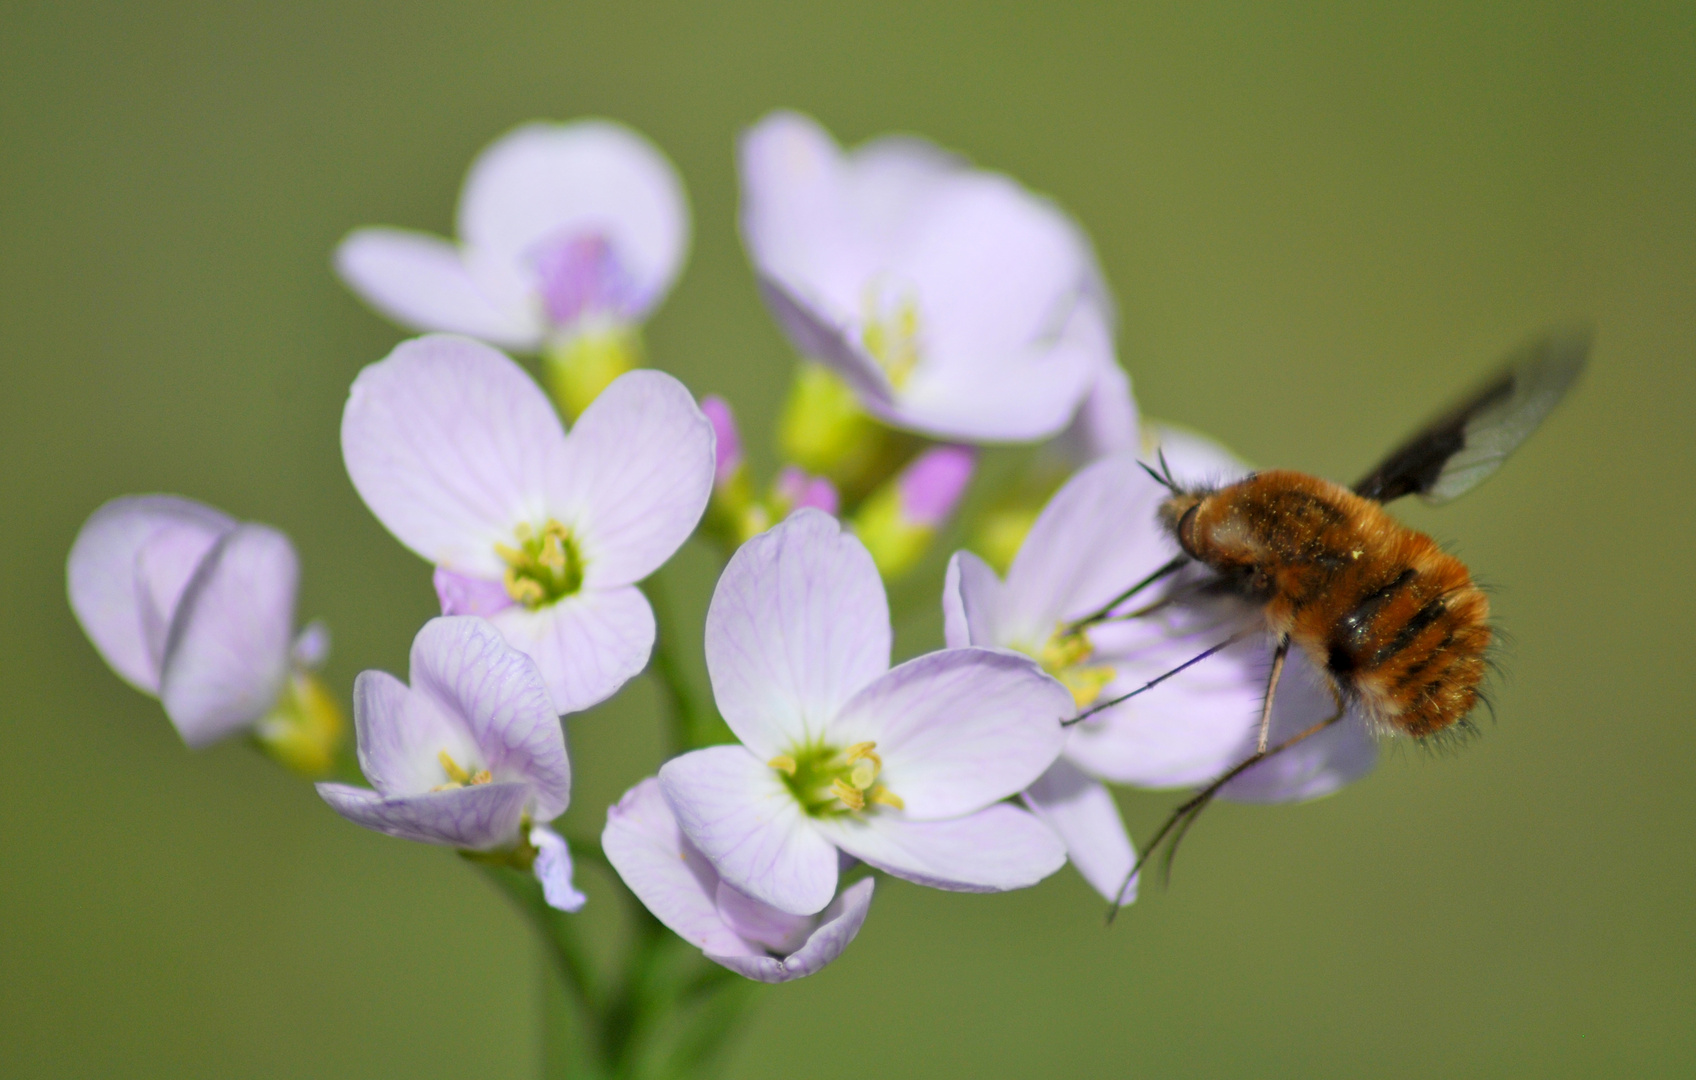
[{"x1": 4, "y1": 1, "x2": 1693, "y2": 1076}]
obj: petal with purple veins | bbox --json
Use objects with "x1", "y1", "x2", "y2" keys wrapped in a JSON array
[
  {"x1": 815, "y1": 803, "x2": 1065, "y2": 893},
  {"x1": 659, "y1": 746, "x2": 839, "y2": 917},
  {"x1": 316, "y1": 780, "x2": 532, "y2": 849},
  {"x1": 941, "y1": 549, "x2": 1004, "y2": 650},
  {"x1": 707, "y1": 878, "x2": 875, "y2": 984},
  {"x1": 704, "y1": 510, "x2": 891, "y2": 757},
  {"x1": 490, "y1": 584, "x2": 655, "y2": 716}
]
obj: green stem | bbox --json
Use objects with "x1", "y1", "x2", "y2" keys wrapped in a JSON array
[{"x1": 640, "y1": 575, "x2": 703, "y2": 755}]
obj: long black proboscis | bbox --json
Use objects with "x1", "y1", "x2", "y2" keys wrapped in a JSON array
[
  {"x1": 1065, "y1": 554, "x2": 1189, "y2": 633},
  {"x1": 1062, "y1": 633, "x2": 1243, "y2": 728}
]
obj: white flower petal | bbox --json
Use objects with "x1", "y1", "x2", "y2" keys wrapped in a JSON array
[
  {"x1": 1049, "y1": 359, "x2": 1140, "y2": 466},
  {"x1": 1000, "y1": 451, "x2": 1177, "y2": 642},
  {"x1": 704, "y1": 510, "x2": 890, "y2": 758},
  {"x1": 815, "y1": 803, "x2": 1065, "y2": 893},
  {"x1": 941, "y1": 549, "x2": 1004, "y2": 650},
  {"x1": 351, "y1": 667, "x2": 481, "y2": 798},
  {"x1": 1023, "y1": 759, "x2": 1137, "y2": 907},
  {"x1": 530, "y1": 825, "x2": 587, "y2": 912},
  {"x1": 316, "y1": 780, "x2": 531, "y2": 849},
  {"x1": 659, "y1": 746, "x2": 839, "y2": 917},
  {"x1": 715, "y1": 879, "x2": 813, "y2": 954},
  {"x1": 602, "y1": 778, "x2": 753, "y2": 956},
  {"x1": 158, "y1": 524, "x2": 298, "y2": 747},
  {"x1": 459, "y1": 121, "x2": 689, "y2": 318},
  {"x1": 549, "y1": 369, "x2": 715, "y2": 587},
  {"x1": 334, "y1": 228, "x2": 540, "y2": 348},
  {"x1": 753, "y1": 275, "x2": 894, "y2": 405},
  {"x1": 489, "y1": 584, "x2": 655, "y2": 715},
  {"x1": 408, "y1": 616, "x2": 571, "y2": 820},
  {"x1": 67, "y1": 495, "x2": 235, "y2": 694},
  {"x1": 827, "y1": 648, "x2": 1068, "y2": 820},
  {"x1": 341, "y1": 334, "x2": 569, "y2": 577},
  {"x1": 707, "y1": 878, "x2": 875, "y2": 984}
]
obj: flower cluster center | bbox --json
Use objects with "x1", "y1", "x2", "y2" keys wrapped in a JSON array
[
  {"x1": 1037, "y1": 626, "x2": 1117, "y2": 710},
  {"x1": 769, "y1": 740, "x2": 904, "y2": 817},
  {"x1": 432, "y1": 750, "x2": 492, "y2": 791},
  {"x1": 861, "y1": 291, "x2": 922, "y2": 390},
  {"x1": 495, "y1": 519, "x2": 584, "y2": 609}
]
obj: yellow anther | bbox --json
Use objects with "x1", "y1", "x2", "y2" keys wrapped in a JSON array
[
  {"x1": 830, "y1": 778, "x2": 866, "y2": 811},
  {"x1": 438, "y1": 750, "x2": 473, "y2": 785},
  {"x1": 470, "y1": 770, "x2": 492, "y2": 786},
  {"x1": 497, "y1": 518, "x2": 584, "y2": 609},
  {"x1": 849, "y1": 759, "x2": 878, "y2": 790},
  {"x1": 539, "y1": 532, "x2": 567, "y2": 572},
  {"x1": 844, "y1": 741, "x2": 878, "y2": 763},
  {"x1": 768, "y1": 754, "x2": 798, "y2": 776},
  {"x1": 861, "y1": 291, "x2": 922, "y2": 389},
  {"x1": 493, "y1": 542, "x2": 525, "y2": 564},
  {"x1": 1037, "y1": 626, "x2": 1117, "y2": 709},
  {"x1": 869, "y1": 785, "x2": 905, "y2": 810}
]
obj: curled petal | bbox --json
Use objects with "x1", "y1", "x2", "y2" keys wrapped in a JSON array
[
  {"x1": 490, "y1": 584, "x2": 655, "y2": 716},
  {"x1": 341, "y1": 335, "x2": 569, "y2": 578},
  {"x1": 67, "y1": 495, "x2": 235, "y2": 694},
  {"x1": 316, "y1": 780, "x2": 532, "y2": 849},
  {"x1": 941, "y1": 549, "x2": 1004, "y2": 650},
  {"x1": 549, "y1": 370, "x2": 715, "y2": 587},
  {"x1": 159, "y1": 524, "x2": 298, "y2": 747},
  {"x1": 815, "y1": 803, "x2": 1065, "y2": 893},
  {"x1": 1023, "y1": 759, "x2": 1136, "y2": 906},
  {"x1": 705, "y1": 510, "x2": 890, "y2": 758},
  {"x1": 459, "y1": 121, "x2": 689, "y2": 319},
  {"x1": 828, "y1": 648, "x2": 1068, "y2": 820},
  {"x1": 335, "y1": 228, "x2": 539, "y2": 347},
  {"x1": 531, "y1": 826, "x2": 587, "y2": 913},
  {"x1": 659, "y1": 746, "x2": 839, "y2": 916},
  {"x1": 351, "y1": 667, "x2": 482, "y2": 799},
  {"x1": 408, "y1": 616, "x2": 570, "y2": 820},
  {"x1": 433, "y1": 566, "x2": 515, "y2": 618},
  {"x1": 708, "y1": 878, "x2": 875, "y2": 984}
]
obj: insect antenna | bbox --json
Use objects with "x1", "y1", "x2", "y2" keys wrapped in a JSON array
[
  {"x1": 1106, "y1": 694, "x2": 1350, "y2": 923},
  {"x1": 1138, "y1": 452, "x2": 1181, "y2": 494},
  {"x1": 1062, "y1": 632, "x2": 1245, "y2": 727},
  {"x1": 1065, "y1": 553, "x2": 1189, "y2": 633}
]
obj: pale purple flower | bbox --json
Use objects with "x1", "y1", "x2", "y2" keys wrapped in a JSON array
[
  {"x1": 603, "y1": 778, "x2": 874, "y2": 982},
  {"x1": 739, "y1": 111, "x2": 1110, "y2": 443},
  {"x1": 317, "y1": 616, "x2": 584, "y2": 911},
  {"x1": 336, "y1": 120, "x2": 688, "y2": 352},
  {"x1": 67, "y1": 495, "x2": 323, "y2": 750},
  {"x1": 341, "y1": 334, "x2": 715, "y2": 714},
  {"x1": 658, "y1": 509, "x2": 1069, "y2": 916},
  {"x1": 700, "y1": 395, "x2": 743, "y2": 489},
  {"x1": 943, "y1": 440, "x2": 1378, "y2": 901}
]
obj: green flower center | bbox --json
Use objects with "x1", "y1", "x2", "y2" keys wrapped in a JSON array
[
  {"x1": 769, "y1": 740, "x2": 903, "y2": 818},
  {"x1": 495, "y1": 519, "x2": 584, "y2": 609}
]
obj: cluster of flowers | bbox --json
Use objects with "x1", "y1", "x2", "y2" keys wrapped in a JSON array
[{"x1": 67, "y1": 112, "x2": 1375, "y2": 986}]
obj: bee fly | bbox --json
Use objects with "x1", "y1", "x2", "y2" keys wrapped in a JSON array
[{"x1": 1068, "y1": 328, "x2": 1592, "y2": 907}]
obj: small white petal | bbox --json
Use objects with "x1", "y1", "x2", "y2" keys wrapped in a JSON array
[
  {"x1": 659, "y1": 746, "x2": 839, "y2": 917},
  {"x1": 549, "y1": 370, "x2": 715, "y2": 588},
  {"x1": 351, "y1": 667, "x2": 481, "y2": 798},
  {"x1": 707, "y1": 878, "x2": 875, "y2": 983},
  {"x1": 159, "y1": 524, "x2": 298, "y2": 747},
  {"x1": 530, "y1": 826, "x2": 587, "y2": 913},
  {"x1": 704, "y1": 510, "x2": 890, "y2": 758},
  {"x1": 827, "y1": 648, "x2": 1068, "y2": 820},
  {"x1": 490, "y1": 584, "x2": 655, "y2": 715},
  {"x1": 316, "y1": 780, "x2": 532, "y2": 850},
  {"x1": 67, "y1": 495, "x2": 235, "y2": 694},
  {"x1": 1023, "y1": 759, "x2": 1137, "y2": 907},
  {"x1": 341, "y1": 335, "x2": 569, "y2": 578},
  {"x1": 459, "y1": 121, "x2": 689, "y2": 319},
  {"x1": 335, "y1": 228, "x2": 540, "y2": 347},
  {"x1": 815, "y1": 803, "x2": 1065, "y2": 893},
  {"x1": 941, "y1": 549, "x2": 1004, "y2": 650}
]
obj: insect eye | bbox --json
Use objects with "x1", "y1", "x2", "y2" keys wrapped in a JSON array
[{"x1": 1176, "y1": 503, "x2": 1201, "y2": 557}]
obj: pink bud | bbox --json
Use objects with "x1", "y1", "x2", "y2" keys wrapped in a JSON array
[
  {"x1": 700, "y1": 395, "x2": 744, "y2": 487},
  {"x1": 775, "y1": 466, "x2": 841, "y2": 516},
  {"x1": 898, "y1": 445, "x2": 975, "y2": 527}
]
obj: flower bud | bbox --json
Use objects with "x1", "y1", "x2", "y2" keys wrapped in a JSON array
[
  {"x1": 778, "y1": 364, "x2": 918, "y2": 500},
  {"x1": 543, "y1": 322, "x2": 642, "y2": 421},
  {"x1": 253, "y1": 670, "x2": 347, "y2": 778},
  {"x1": 851, "y1": 445, "x2": 976, "y2": 577}
]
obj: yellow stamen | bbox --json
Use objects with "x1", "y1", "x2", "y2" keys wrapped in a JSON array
[
  {"x1": 869, "y1": 785, "x2": 905, "y2": 810},
  {"x1": 438, "y1": 750, "x2": 473, "y2": 785},
  {"x1": 768, "y1": 754, "x2": 798, "y2": 776},
  {"x1": 830, "y1": 778, "x2": 866, "y2": 811},
  {"x1": 849, "y1": 759, "x2": 878, "y2": 790},
  {"x1": 470, "y1": 770, "x2": 492, "y2": 785}
]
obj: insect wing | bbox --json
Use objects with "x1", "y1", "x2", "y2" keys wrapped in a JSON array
[{"x1": 1352, "y1": 327, "x2": 1591, "y2": 505}]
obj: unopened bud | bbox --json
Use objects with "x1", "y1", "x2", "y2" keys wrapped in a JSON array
[
  {"x1": 542, "y1": 322, "x2": 642, "y2": 421},
  {"x1": 851, "y1": 445, "x2": 976, "y2": 578},
  {"x1": 253, "y1": 672, "x2": 346, "y2": 778}
]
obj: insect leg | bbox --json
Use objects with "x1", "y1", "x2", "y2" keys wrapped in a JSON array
[
  {"x1": 1256, "y1": 638, "x2": 1290, "y2": 754},
  {"x1": 1063, "y1": 631, "x2": 1246, "y2": 728},
  {"x1": 1106, "y1": 684, "x2": 1350, "y2": 920}
]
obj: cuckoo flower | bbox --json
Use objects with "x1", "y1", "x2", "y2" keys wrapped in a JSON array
[
  {"x1": 67, "y1": 495, "x2": 342, "y2": 773},
  {"x1": 341, "y1": 334, "x2": 715, "y2": 715},
  {"x1": 944, "y1": 439, "x2": 1379, "y2": 902},
  {"x1": 336, "y1": 120, "x2": 689, "y2": 417},
  {"x1": 658, "y1": 509, "x2": 1069, "y2": 917},
  {"x1": 317, "y1": 617, "x2": 584, "y2": 911},
  {"x1": 604, "y1": 778, "x2": 874, "y2": 982},
  {"x1": 739, "y1": 110, "x2": 1109, "y2": 443}
]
